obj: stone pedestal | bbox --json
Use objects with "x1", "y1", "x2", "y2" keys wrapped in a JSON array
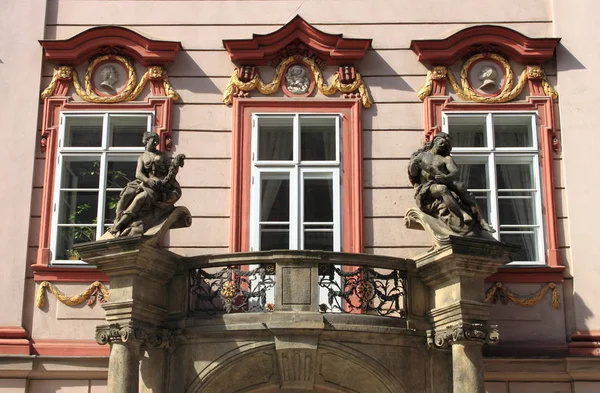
[
  {"x1": 416, "y1": 236, "x2": 517, "y2": 393},
  {"x1": 77, "y1": 236, "x2": 182, "y2": 393}
]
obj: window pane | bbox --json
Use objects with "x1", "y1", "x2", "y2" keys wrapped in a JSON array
[
  {"x1": 58, "y1": 191, "x2": 99, "y2": 225},
  {"x1": 501, "y1": 232, "x2": 537, "y2": 262},
  {"x1": 496, "y1": 163, "x2": 533, "y2": 189},
  {"x1": 106, "y1": 158, "x2": 137, "y2": 188},
  {"x1": 300, "y1": 117, "x2": 336, "y2": 161},
  {"x1": 257, "y1": 117, "x2": 293, "y2": 161},
  {"x1": 260, "y1": 177, "x2": 289, "y2": 221},
  {"x1": 60, "y1": 157, "x2": 101, "y2": 189},
  {"x1": 494, "y1": 116, "x2": 534, "y2": 148},
  {"x1": 64, "y1": 116, "x2": 103, "y2": 147},
  {"x1": 472, "y1": 192, "x2": 490, "y2": 223},
  {"x1": 261, "y1": 225, "x2": 289, "y2": 250},
  {"x1": 109, "y1": 116, "x2": 148, "y2": 147},
  {"x1": 456, "y1": 162, "x2": 488, "y2": 189},
  {"x1": 55, "y1": 226, "x2": 97, "y2": 260},
  {"x1": 104, "y1": 191, "x2": 122, "y2": 224},
  {"x1": 304, "y1": 231, "x2": 333, "y2": 251},
  {"x1": 499, "y1": 193, "x2": 535, "y2": 225},
  {"x1": 447, "y1": 116, "x2": 487, "y2": 147},
  {"x1": 304, "y1": 178, "x2": 333, "y2": 222}
]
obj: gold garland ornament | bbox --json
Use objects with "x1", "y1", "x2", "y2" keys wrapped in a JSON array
[
  {"x1": 417, "y1": 66, "x2": 448, "y2": 101},
  {"x1": 485, "y1": 282, "x2": 560, "y2": 309},
  {"x1": 40, "y1": 56, "x2": 179, "y2": 103},
  {"x1": 527, "y1": 65, "x2": 558, "y2": 99},
  {"x1": 36, "y1": 281, "x2": 110, "y2": 308},
  {"x1": 222, "y1": 56, "x2": 373, "y2": 108},
  {"x1": 417, "y1": 53, "x2": 557, "y2": 103}
]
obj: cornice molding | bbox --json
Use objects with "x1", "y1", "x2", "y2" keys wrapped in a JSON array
[
  {"x1": 410, "y1": 25, "x2": 560, "y2": 65},
  {"x1": 223, "y1": 15, "x2": 371, "y2": 66},
  {"x1": 40, "y1": 26, "x2": 181, "y2": 66}
]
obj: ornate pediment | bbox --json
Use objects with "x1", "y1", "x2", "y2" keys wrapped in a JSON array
[
  {"x1": 410, "y1": 25, "x2": 560, "y2": 66},
  {"x1": 222, "y1": 15, "x2": 373, "y2": 107},
  {"x1": 223, "y1": 15, "x2": 371, "y2": 66},
  {"x1": 39, "y1": 26, "x2": 181, "y2": 104},
  {"x1": 411, "y1": 25, "x2": 560, "y2": 103},
  {"x1": 39, "y1": 26, "x2": 181, "y2": 66}
]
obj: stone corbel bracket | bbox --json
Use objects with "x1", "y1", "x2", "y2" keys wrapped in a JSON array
[
  {"x1": 411, "y1": 25, "x2": 560, "y2": 103},
  {"x1": 222, "y1": 15, "x2": 373, "y2": 107},
  {"x1": 427, "y1": 322, "x2": 500, "y2": 350}
]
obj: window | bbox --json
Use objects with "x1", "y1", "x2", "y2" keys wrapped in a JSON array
[
  {"x1": 443, "y1": 112, "x2": 544, "y2": 264},
  {"x1": 250, "y1": 114, "x2": 341, "y2": 252},
  {"x1": 50, "y1": 112, "x2": 152, "y2": 263}
]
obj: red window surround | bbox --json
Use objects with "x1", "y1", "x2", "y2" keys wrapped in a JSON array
[
  {"x1": 34, "y1": 27, "x2": 181, "y2": 283},
  {"x1": 411, "y1": 26, "x2": 563, "y2": 283},
  {"x1": 230, "y1": 99, "x2": 364, "y2": 253},
  {"x1": 223, "y1": 16, "x2": 372, "y2": 253}
]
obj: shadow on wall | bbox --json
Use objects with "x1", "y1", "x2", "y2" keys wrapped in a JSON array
[
  {"x1": 556, "y1": 43, "x2": 586, "y2": 73},
  {"x1": 357, "y1": 49, "x2": 417, "y2": 91},
  {"x1": 571, "y1": 289, "x2": 594, "y2": 335}
]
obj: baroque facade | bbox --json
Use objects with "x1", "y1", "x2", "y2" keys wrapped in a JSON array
[{"x1": 1, "y1": 1, "x2": 599, "y2": 392}]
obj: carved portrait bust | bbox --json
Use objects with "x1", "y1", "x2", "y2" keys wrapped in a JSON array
[
  {"x1": 285, "y1": 64, "x2": 310, "y2": 94},
  {"x1": 477, "y1": 66, "x2": 497, "y2": 90},
  {"x1": 99, "y1": 65, "x2": 120, "y2": 92}
]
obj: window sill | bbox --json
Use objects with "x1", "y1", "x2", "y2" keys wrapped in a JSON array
[
  {"x1": 32, "y1": 264, "x2": 109, "y2": 283},
  {"x1": 485, "y1": 265, "x2": 565, "y2": 283}
]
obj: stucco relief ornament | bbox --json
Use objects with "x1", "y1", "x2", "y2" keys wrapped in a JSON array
[
  {"x1": 99, "y1": 65, "x2": 120, "y2": 93},
  {"x1": 104, "y1": 132, "x2": 190, "y2": 238},
  {"x1": 284, "y1": 64, "x2": 310, "y2": 94},
  {"x1": 405, "y1": 133, "x2": 496, "y2": 247}
]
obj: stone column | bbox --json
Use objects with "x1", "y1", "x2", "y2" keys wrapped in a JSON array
[
  {"x1": 416, "y1": 236, "x2": 516, "y2": 393},
  {"x1": 77, "y1": 237, "x2": 182, "y2": 393},
  {"x1": 96, "y1": 324, "x2": 141, "y2": 393},
  {"x1": 428, "y1": 322, "x2": 499, "y2": 393}
]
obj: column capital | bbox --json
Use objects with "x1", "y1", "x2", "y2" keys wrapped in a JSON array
[
  {"x1": 427, "y1": 322, "x2": 499, "y2": 349},
  {"x1": 96, "y1": 323, "x2": 175, "y2": 348}
]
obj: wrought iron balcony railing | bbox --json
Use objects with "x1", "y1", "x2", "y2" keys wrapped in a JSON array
[{"x1": 186, "y1": 250, "x2": 416, "y2": 319}]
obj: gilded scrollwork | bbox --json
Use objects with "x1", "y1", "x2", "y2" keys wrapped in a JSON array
[
  {"x1": 40, "y1": 56, "x2": 179, "y2": 103},
  {"x1": 485, "y1": 282, "x2": 560, "y2": 309},
  {"x1": 427, "y1": 323, "x2": 499, "y2": 349},
  {"x1": 222, "y1": 56, "x2": 373, "y2": 108},
  {"x1": 35, "y1": 280, "x2": 109, "y2": 308},
  {"x1": 417, "y1": 53, "x2": 558, "y2": 103}
]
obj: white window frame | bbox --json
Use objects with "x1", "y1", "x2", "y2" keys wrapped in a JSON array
[
  {"x1": 442, "y1": 111, "x2": 545, "y2": 265},
  {"x1": 249, "y1": 113, "x2": 342, "y2": 252},
  {"x1": 50, "y1": 111, "x2": 152, "y2": 264}
]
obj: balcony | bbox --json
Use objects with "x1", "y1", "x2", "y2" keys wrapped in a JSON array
[
  {"x1": 78, "y1": 234, "x2": 514, "y2": 393},
  {"x1": 180, "y1": 250, "x2": 428, "y2": 336}
]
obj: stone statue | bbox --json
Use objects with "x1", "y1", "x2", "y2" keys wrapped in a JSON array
[
  {"x1": 407, "y1": 133, "x2": 495, "y2": 238},
  {"x1": 285, "y1": 64, "x2": 310, "y2": 94},
  {"x1": 109, "y1": 132, "x2": 186, "y2": 237}
]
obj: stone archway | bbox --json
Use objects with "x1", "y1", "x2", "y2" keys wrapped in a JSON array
[{"x1": 185, "y1": 343, "x2": 407, "y2": 393}]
